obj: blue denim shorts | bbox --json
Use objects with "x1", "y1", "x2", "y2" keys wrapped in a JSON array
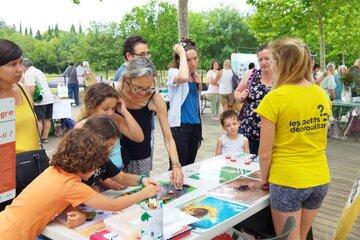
[{"x1": 269, "y1": 183, "x2": 329, "y2": 212}]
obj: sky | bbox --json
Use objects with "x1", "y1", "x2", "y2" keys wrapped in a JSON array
[{"x1": 0, "y1": 0, "x2": 254, "y2": 33}]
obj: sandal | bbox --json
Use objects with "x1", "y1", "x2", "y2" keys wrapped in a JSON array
[{"x1": 41, "y1": 138, "x2": 49, "y2": 143}]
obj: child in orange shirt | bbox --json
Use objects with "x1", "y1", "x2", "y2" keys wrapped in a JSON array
[
  {"x1": 66, "y1": 115, "x2": 161, "y2": 228},
  {"x1": 0, "y1": 128, "x2": 160, "y2": 240}
]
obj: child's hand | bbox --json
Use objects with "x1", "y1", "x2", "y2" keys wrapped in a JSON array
[
  {"x1": 142, "y1": 178, "x2": 160, "y2": 187},
  {"x1": 102, "y1": 178, "x2": 127, "y2": 191},
  {"x1": 66, "y1": 211, "x2": 86, "y2": 228},
  {"x1": 141, "y1": 184, "x2": 161, "y2": 199}
]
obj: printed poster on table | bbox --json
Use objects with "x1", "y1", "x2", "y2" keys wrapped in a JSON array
[
  {"x1": 0, "y1": 98, "x2": 16, "y2": 203},
  {"x1": 56, "y1": 205, "x2": 117, "y2": 230},
  {"x1": 188, "y1": 166, "x2": 251, "y2": 184},
  {"x1": 208, "y1": 176, "x2": 269, "y2": 205},
  {"x1": 107, "y1": 181, "x2": 196, "y2": 205},
  {"x1": 177, "y1": 195, "x2": 248, "y2": 233}
]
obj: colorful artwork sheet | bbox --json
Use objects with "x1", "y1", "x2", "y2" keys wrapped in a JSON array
[
  {"x1": 178, "y1": 196, "x2": 248, "y2": 233},
  {"x1": 56, "y1": 205, "x2": 116, "y2": 230},
  {"x1": 156, "y1": 181, "x2": 196, "y2": 204},
  {"x1": 248, "y1": 170, "x2": 262, "y2": 180},
  {"x1": 209, "y1": 176, "x2": 268, "y2": 205},
  {"x1": 114, "y1": 181, "x2": 196, "y2": 204},
  {"x1": 188, "y1": 166, "x2": 250, "y2": 184}
]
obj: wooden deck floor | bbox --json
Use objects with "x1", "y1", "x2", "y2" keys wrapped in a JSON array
[{"x1": 313, "y1": 137, "x2": 360, "y2": 240}]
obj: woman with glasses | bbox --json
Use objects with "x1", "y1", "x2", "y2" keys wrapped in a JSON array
[
  {"x1": 167, "y1": 38, "x2": 202, "y2": 167},
  {"x1": 118, "y1": 58, "x2": 184, "y2": 188}
]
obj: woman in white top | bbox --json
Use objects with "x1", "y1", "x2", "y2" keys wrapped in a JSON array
[
  {"x1": 167, "y1": 38, "x2": 202, "y2": 167},
  {"x1": 320, "y1": 63, "x2": 336, "y2": 100},
  {"x1": 206, "y1": 60, "x2": 220, "y2": 120},
  {"x1": 22, "y1": 58, "x2": 54, "y2": 143},
  {"x1": 242, "y1": 62, "x2": 256, "y2": 83},
  {"x1": 215, "y1": 59, "x2": 234, "y2": 112}
]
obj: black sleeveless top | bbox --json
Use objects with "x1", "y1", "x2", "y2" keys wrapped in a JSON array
[{"x1": 120, "y1": 94, "x2": 154, "y2": 160}]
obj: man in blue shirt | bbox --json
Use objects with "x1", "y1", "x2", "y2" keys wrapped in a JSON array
[{"x1": 113, "y1": 36, "x2": 151, "y2": 82}]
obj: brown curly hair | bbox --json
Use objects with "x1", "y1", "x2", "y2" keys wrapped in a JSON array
[
  {"x1": 50, "y1": 128, "x2": 109, "y2": 174},
  {"x1": 78, "y1": 83, "x2": 119, "y2": 121}
]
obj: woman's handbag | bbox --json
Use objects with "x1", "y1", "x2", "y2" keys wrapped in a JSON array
[
  {"x1": 16, "y1": 84, "x2": 49, "y2": 195},
  {"x1": 33, "y1": 80, "x2": 43, "y2": 103},
  {"x1": 15, "y1": 149, "x2": 49, "y2": 194}
]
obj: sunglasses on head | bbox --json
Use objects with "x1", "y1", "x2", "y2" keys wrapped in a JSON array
[{"x1": 179, "y1": 39, "x2": 196, "y2": 48}]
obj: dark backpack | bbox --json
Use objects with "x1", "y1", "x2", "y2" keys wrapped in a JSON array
[{"x1": 231, "y1": 69, "x2": 241, "y2": 91}]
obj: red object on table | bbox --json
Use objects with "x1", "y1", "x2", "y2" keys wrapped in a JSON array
[
  {"x1": 167, "y1": 225, "x2": 192, "y2": 240},
  {"x1": 212, "y1": 232, "x2": 233, "y2": 240},
  {"x1": 90, "y1": 230, "x2": 110, "y2": 240}
]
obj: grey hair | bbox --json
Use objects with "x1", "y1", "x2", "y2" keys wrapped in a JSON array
[
  {"x1": 326, "y1": 62, "x2": 336, "y2": 71},
  {"x1": 22, "y1": 58, "x2": 33, "y2": 67},
  {"x1": 122, "y1": 58, "x2": 157, "y2": 80},
  {"x1": 82, "y1": 61, "x2": 90, "y2": 69},
  {"x1": 338, "y1": 64, "x2": 347, "y2": 72}
]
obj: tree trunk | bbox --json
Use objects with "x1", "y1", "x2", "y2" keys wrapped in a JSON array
[
  {"x1": 342, "y1": 52, "x2": 346, "y2": 65},
  {"x1": 318, "y1": 15, "x2": 326, "y2": 71},
  {"x1": 178, "y1": 0, "x2": 189, "y2": 40}
]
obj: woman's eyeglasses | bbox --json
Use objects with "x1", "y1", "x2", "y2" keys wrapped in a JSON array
[
  {"x1": 133, "y1": 52, "x2": 151, "y2": 58},
  {"x1": 129, "y1": 80, "x2": 155, "y2": 94}
]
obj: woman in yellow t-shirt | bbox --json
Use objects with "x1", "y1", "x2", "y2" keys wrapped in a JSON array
[
  {"x1": 0, "y1": 39, "x2": 39, "y2": 211},
  {"x1": 256, "y1": 38, "x2": 331, "y2": 240}
]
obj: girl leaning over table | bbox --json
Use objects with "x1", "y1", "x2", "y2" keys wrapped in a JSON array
[
  {"x1": 76, "y1": 82, "x2": 144, "y2": 191},
  {"x1": 256, "y1": 38, "x2": 331, "y2": 240}
]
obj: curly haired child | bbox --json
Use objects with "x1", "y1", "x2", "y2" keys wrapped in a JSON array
[
  {"x1": 0, "y1": 128, "x2": 160, "y2": 240},
  {"x1": 66, "y1": 115, "x2": 161, "y2": 228}
]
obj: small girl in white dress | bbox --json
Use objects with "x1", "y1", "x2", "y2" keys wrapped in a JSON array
[{"x1": 215, "y1": 110, "x2": 250, "y2": 155}]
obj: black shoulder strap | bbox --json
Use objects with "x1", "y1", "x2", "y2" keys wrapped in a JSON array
[
  {"x1": 146, "y1": 91, "x2": 156, "y2": 106},
  {"x1": 17, "y1": 84, "x2": 43, "y2": 148}
]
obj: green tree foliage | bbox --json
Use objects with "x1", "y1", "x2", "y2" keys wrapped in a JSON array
[
  {"x1": 190, "y1": 7, "x2": 258, "y2": 69},
  {"x1": 70, "y1": 24, "x2": 76, "y2": 34},
  {"x1": 247, "y1": 0, "x2": 360, "y2": 68},
  {"x1": 54, "y1": 24, "x2": 59, "y2": 37},
  {"x1": 83, "y1": 22, "x2": 123, "y2": 79},
  {"x1": 35, "y1": 30, "x2": 42, "y2": 40},
  {"x1": 1, "y1": 0, "x2": 259, "y2": 75},
  {"x1": 119, "y1": 0, "x2": 178, "y2": 69},
  {"x1": 78, "y1": 24, "x2": 83, "y2": 34}
]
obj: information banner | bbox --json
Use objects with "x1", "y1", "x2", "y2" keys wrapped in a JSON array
[
  {"x1": 0, "y1": 97, "x2": 16, "y2": 203},
  {"x1": 333, "y1": 170, "x2": 360, "y2": 239}
]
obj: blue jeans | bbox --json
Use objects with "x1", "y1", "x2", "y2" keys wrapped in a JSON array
[{"x1": 67, "y1": 83, "x2": 79, "y2": 106}]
